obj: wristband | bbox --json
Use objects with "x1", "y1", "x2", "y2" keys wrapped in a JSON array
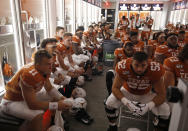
[
  {"x1": 68, "y1": 67, "x2": 75, "y2": 72},
  {"x1": 49, "y1": 102, "x2": 58, "y2": 110},
  {"x1": 121, "y1": 97, "x2": 129, "y2": 105}
]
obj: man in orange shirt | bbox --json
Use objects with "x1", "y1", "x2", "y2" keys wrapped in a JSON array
[
  {"x1": 178, "y1": 30, "x2": 187, "y2": 48},
  {"x1": 105, "y1": 52, "x2": 170, "y2": 131},
  {"x1": 163, "y1": 44, "x2": 188, "y2": 88},
  {"x1": 155, "y1": 33, "x2": 180, "y2": 64},
  {"x1": 1, "y1": 50, "x2": 71, "y2": 131},
  {"x1": 128, "y1": 31, "x2": 144, "y2": 52},
  {"x1": 106, "y1": 42, "x2": 134, "y2": 95},
  {"x1": 55, "y1": 26, "x2": 65, "y2": 43},
  {"x1": 148, "y1": 32, "x2": 166, "y2": 58},
  {"x1": 83, "y1": 25, "x2": 99, "y2": 47}
]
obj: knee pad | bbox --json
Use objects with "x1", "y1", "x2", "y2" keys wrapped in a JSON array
[{"x1": 104, "y1": 104, "x2": 119, "y2": 121}]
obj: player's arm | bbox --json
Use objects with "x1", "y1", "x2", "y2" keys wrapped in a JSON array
[
  {"x1": 44, "y1": 78, "x2": 66, "y2": 101},
  {"x1": 20, "y1": 80, "x2": 69, "y2": 111},
  {"x1": 112, "y1": 74, "x2": 124, "y2": 100},
  {"x1": 164, "y1": 71, "x2": 175, "y2": 88},
  {"x1": 152, "y1": 77, "x2": 166, "y2": 106},
  {"x1": 127, "y1": 19, "x2": 130, "y2": 26},
  {"x1": 113, "y1": 56, "x2": 120, "y2": 69},
  {"x1": 56, "y1": 51, "x2": 69, "y2": 70},
  {"x1": 68, "y1": 54, "x2": 75, "y2": 66}
]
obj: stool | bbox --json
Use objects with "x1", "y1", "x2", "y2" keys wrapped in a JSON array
[{"x1": 118, "y1": 106, "x2": 150, "y2": 131}]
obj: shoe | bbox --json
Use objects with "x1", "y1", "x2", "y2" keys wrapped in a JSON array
[
  {"x1": 83, "y1": 74, "x2": 92, "y2": 81},
  {"x1": 92, "y1": 68, "x2": 98, "y2": 75},
  {"x1": 153, "y1": 116, "x2": 170, "y2": 131},
  {"x1": 75, "y1": 108, "x2": 94, "y2": 125},
  {"x1": 64, "y1": 120, "x2": 70, "y2": 131},
  {"x1": 107, "y1": 125, "x2": 118, "y2": 131}
]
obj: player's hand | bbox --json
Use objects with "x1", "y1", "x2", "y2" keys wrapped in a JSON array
[
  {"x1": 127, "y1": 101, "x2": 141, "y2": 115},
  {"x1": 58, "y1": 100, "x2": 71, "y2": 111},
  {"x1": 60, "y1": 96, "x2": 66, "y2": 100},
  {"x1": 137, "y1": 102, "x2": 155, "y2": 116}
]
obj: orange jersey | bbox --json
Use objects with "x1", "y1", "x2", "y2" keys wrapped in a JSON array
[
  {"x1": 3, "y1": 63, "x2": 49, "y2": 101},
  {"x1": 57, "y1": 43, "x2": 74, "y2": 55},
  {"x1": 133, "y1": 41, "x2": 144, "y2": 52},
  {"x1": 55, "y1": 36, "x2": 63, "y2": 43},
  {"x1": 72, "y1": 35, "x2": 81, "y2": 46},
  {"x1": 83, "y1": 31, "x2": 96, "y2": 38},
  {"x1": 148, "y1": 40, "x2": 158, "y2": 48},
  {"x1": 83, "y1": 31, "x2": 97, "y2": 43},
  {"x1": 114, "y1": 48, "x2": 127, "y2": 61},
  {"x1": 116, "y1": 58, "x2": 165, "y2": 95},
  {"x1": 163, "y1": 57, "x2": 188, "y2": 81},
  {"x1": 178, "y1": 40, "x2": 187, "y2": 48},
  {"x1": 114, "y1": 29, "x2": 126, "y2": 39},
  {"x1": 121, "y1": 33, "x2": 129, "y2": 43},
  {"x1": 155, "y1": 45, "x2": 180, "y2": 58}
]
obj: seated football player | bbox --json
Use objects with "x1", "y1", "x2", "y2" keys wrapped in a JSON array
[
  {"x1": 105, "y1": 52, "x2": 170, "y2": 131},
  {"x1": 0, "y1": 50, "x2": 71, "y2": 131},
  {"x1": 106, "y1": 42, "x2": 134, "y2": 95},
  {"x1": 163, "y1": 44, "x2": 188, "y2": 88},
  {"x1": 155, "y1": 33, "x2": 180, "y2": 64},
  {"x1": 55, "y1": 26, "x2": 65, "y2": 43},
  {"x1": 128, "y1": 31, "x2": 144, "y2": 52},
  {"x1": 83, "y1": 25, "x2": 103, "y2": 75},
  {"x1": 114, "y1": 26, "x2": 124, "y2": 40},
  {"x1": 94, "y1": 24, "x2": 100, "y2": 39},
  {"x1": 148, "y1": 32, "x2": 166, "y2": 58},
  {"x1": 178, "y1": 30, "x2": 187, "y2": 48},
  {"x1": 50, "y1": 69, "x2": 94, "y2": 125},
  {"x1": 57, "y1": 32, "x2": 85, "y2": 76}
]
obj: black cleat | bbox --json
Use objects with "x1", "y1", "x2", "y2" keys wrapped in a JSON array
[
  {"x1": 153, "y1": 116, "x2": 170, "y2": 131},
  {"x1": 75, "y1": 108, "x2": 94, "y2": 125},
  {"x1": 107, "y1": 125, "x2": 118, "y2": 131},
  {"x1": 84, "y1": 75, "x2": 92, "y2": 81}
]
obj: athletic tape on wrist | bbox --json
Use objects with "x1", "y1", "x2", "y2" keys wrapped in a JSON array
[{"x1": 49, "y1": 102, "x2": 58, "y2": 110}]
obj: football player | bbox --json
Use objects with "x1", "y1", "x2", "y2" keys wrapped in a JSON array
[
  {"x1": 106, "y1": 42, "x2": 134, "y2": 95},
  {"x1": 105, "y1": 52, "x2": 170, "y2": 131},
  {"x1": 1, "y1": 50, "x2": 71, "y2": 131},
  {"x1": 163, "y1": 44, "x2": 188, "y2": 87},
  {"x1": 155, "y1": 33, "x2": 180, "y2": 64}
]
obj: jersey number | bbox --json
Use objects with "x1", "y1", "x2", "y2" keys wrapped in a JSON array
[
  {"x1": 151, "y1": 62, "x2": 160, "y2": 71},
  {"x1": 118, "y1": 60, "x2": 126, "y2": 69}
]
